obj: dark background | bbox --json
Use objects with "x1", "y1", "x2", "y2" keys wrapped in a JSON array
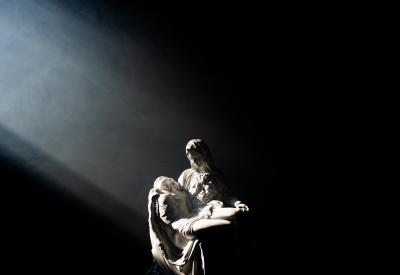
[{"x1": 0, "y1": 0, "x2": 310, "y2": 274}]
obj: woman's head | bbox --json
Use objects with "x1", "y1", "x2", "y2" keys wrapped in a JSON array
[
  {"x1": 154, "y1": 176, "x2": 181, "y2": 193},
  {"x1": 185, "y1": 139, "x2": 215, "y2": 172}
]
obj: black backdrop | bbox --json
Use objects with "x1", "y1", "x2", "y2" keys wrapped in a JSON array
[{"x1": 0, "y1": 0, "x2": 309, "y2": 274}]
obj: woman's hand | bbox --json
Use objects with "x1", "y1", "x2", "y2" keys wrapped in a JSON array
[
  {"x1": 209, "y1": 200, "x2": 224, "y2": 208},
  {"x1": 199, "y1": 205, "x2": 214, "y2": 219}
]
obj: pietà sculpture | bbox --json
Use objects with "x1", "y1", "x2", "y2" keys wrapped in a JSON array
[{"x1": 148, "y1": 139, "x2": 249, "y2": 275}]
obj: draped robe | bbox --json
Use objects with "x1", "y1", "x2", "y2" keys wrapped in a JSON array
[{"x1": 148, "y1": 187, "x2": 205, "y2": 275}]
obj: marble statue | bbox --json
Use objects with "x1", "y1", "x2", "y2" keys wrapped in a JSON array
[
  {"x1": 148, "y1": 139, "x2": 249, "y2": 275},
  {"x1": 178, "y1": 139, "x2": 249, "y2": 213}
]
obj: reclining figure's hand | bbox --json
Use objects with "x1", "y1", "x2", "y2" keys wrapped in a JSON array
[{"x1": 234, "y1": 201, "x2": 249, "y2": 212}]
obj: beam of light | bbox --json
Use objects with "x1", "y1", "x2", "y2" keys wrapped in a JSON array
[
  {"x1": 0, "y1": 124, "x2": 146, "y2": 240},
  {"x1": 0, "y1": 0, "x2": 162, "y2": 241},
  {"x1": 0, "y1": 0, "x2": 236, "y2": 242}
]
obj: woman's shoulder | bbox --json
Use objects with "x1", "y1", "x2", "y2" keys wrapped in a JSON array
[
  {"x1": 181, "y1": 168, "x2": 194, "y2": 176},
  {"x1": 178, "y1": 168, "x2": 194, "y2": 183}
]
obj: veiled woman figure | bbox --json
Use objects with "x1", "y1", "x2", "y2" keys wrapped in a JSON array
[{"x1": 178, "y1": 139, "x2": 249, "y2": 213}]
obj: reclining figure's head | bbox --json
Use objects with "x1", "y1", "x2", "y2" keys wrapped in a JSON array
[{"x1": 154, "y1": 176, "x2": 181, "y2": 193}]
